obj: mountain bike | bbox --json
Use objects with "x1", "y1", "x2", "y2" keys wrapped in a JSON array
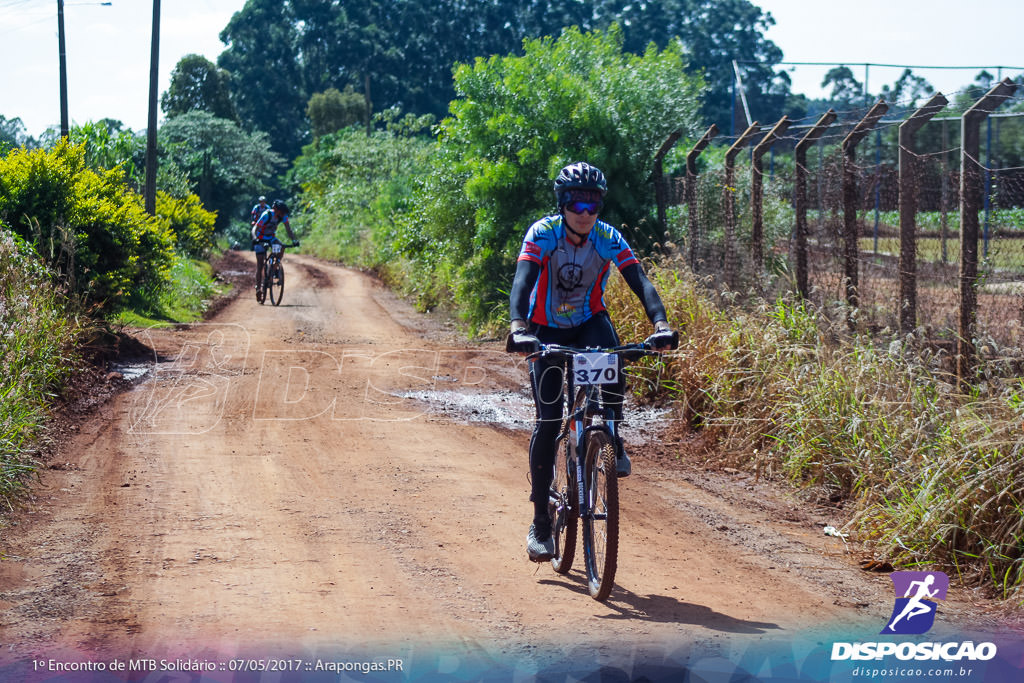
[
  {"x1": 256, "y1": 240, "x2": 297, "y2": 306},
  {"x1": 530, "y1": 333, "x2": 676, "y2": 601}
]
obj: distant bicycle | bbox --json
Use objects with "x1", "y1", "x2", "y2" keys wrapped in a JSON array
[
  {"x1": 530, "y1": 332, "x2": 677, "y2": 601},
  {"x1": 255, "y1": 239, "x2": 297, "y2": 306}
]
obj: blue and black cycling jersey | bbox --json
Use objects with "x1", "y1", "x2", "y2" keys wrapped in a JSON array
[
  {"x1": 515, "y1": 215, "x2": 639, "y2": 328},
  {"x1": 510, "y1": 214, "x2": 666, "y2": 330}
]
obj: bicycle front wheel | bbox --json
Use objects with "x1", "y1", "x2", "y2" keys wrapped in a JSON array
[
  {"x1": 581, "y1": 428, "x2": 619, "y2": 601},
  {"x1": 269, "y1": 261, "x2": 285, "y2": 306},
  {"x1": 549, "y1": 433, "x2": 578, "y2": 574}
]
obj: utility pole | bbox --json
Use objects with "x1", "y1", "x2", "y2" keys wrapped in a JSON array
[
  {"x1": 57, "y1": 0, "x2": 69, "y2": 138},
  {"x1": 57, "y1": 1, "x2": 112, "y2": 139},
  {"x1": 144, "y1": 0, "x2": 160, "y2": 215}
]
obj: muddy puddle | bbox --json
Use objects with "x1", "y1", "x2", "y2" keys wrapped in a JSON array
[
  {"x1": 110, "y1": 363, "x2": 152, "y2": 380},
  {"x1": 399, "y1": 388, "x2": 674, "y2": 443}
]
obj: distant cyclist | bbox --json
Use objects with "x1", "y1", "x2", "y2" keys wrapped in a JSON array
[
  {"x1": 250, "y1": 195, "x2": 269, "y2": 225},
  {"x1": 506, "y1": 161, "x2": 676, "y2": 562},
  {"x1": 251, "y1": 199, "x2": 299, "y2": 291}
]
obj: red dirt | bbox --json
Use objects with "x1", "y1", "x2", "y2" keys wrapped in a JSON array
[{"x1": 0, "y1": 251, "x2": 1013, "y2": 679}]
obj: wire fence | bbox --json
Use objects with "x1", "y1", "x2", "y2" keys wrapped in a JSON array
[{"x1": 658, "y1": 78, "x2": 1024, "y2": 385}]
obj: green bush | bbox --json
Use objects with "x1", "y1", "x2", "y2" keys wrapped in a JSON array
[
  {"x1": 407, "y1": 24, "x2": 705, "y2": 330},
  {"x1": 0, "y1": 141, "x2": 175, "y2": 310},
  {"x1": 156, "y1": 190, "x2": 217, "y2": 257},
  {"x1": 290, "y1": 122, "x2": 434, "y2": 282}
]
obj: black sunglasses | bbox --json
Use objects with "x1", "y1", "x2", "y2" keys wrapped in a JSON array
[{"x1": 565, "y1": 200, "x2": 602, "y2": 215}]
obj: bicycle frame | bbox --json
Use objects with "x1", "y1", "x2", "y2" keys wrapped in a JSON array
[
  {"x1": 256, "y1": 240, "x2": 297, "y2": 306},
  {"x1": 563, "y1": 359, "x2": 615, "y2": 521},
  {"x1": 531, "y1": 342, "x2": 659, "y2": 600},
  {"x1": 259, "y1": 239, "x2": 286, "y2": 269},
  {"x1": 542, "y1": 341, "x2": 654, "y2": 464}
]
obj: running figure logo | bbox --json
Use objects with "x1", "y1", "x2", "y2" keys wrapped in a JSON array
[{"x1": 881, "y1": 571, "x2": 948, "y2": 635}]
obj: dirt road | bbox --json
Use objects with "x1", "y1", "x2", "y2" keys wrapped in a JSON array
[{"x1": 0, "y1": 252, "x2": 1009, "y2": 679}]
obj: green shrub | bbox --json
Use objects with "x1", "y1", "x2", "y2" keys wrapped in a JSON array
[
  {"x1": 0, "y1": 141, "x2": 175, "y2": 310},
  {"x1": 290, "y1": 123, "x2": 435, "y2": 286},
  {"x1": 155, "y1": 191, "x2": 217, "y2": 257},
  {"x1": 407, "y1": 24, "x2": 705, "y2": 331}
]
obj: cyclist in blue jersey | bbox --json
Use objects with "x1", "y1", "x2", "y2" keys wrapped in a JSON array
[
  {"x1": 251, "y1": 199, "x2": 299, "y2": 290},
  {"x1": 506, "y1": 161, "x2": 676, "y2": 562},
  {"x1": 250, "y1": 195, "x2": 269, "y2": 225}
]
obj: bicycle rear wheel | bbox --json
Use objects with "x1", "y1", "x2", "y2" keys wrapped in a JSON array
[
  {"x1": 549, "y1": 433, "x2": 578, "y2": 574},
  {"x1": 269, "y1": 261, "x2": 285, "y2": 306},
  {"x1": 581, "y1": 428, "x2": 618, "y2": 601}
]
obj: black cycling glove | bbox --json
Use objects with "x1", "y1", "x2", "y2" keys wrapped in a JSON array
[
  {"x1": 645, "y1": 329, "x2": 679, "y2": 350},
  {"x1": 505, "y1": 331, "x2": 541, "y2": 354}
]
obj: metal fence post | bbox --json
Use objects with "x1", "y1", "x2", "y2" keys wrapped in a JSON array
[
  {"x1": 684, "y1": 124, "x2": 719, "y2": 269},
  {"x1": 724, "y1": 122, "x2": 760, "y2": 287},
  {"x1": 841, "y1": 100, "x2": 888, "y2": 317},
  {"x1": 751, "y1": 116, "x2": 791, "y2": 272},
  {"x1": 898, "y1": 93, "x2": 948, "y2": 333},
  {"x1": 794, "y1": 110, "x2": 837, "y2": 300},
  {"x1": 653, "y1": 130, "x2": 682, "y2": 251},
  {"x1": 958, "y1": 78, "x2": 1018, "y2": 388}
]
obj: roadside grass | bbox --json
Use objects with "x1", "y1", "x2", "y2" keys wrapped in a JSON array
[
  {"x1": 112, "y1": 254, "x2": 226, "y2": 328},
  {"x1": 1, "y1": 231, "x2": 224, "y2": 510},
  {"x1": 607, "y1": 257, "x2": 1024, "y2": 602},
  {"x1": 0, "y1": 231, "x2": 82, "y2": 508}
]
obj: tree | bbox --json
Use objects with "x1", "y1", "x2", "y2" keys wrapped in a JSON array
[
  {"x1": 217, "y1": 1, "x2": 309, "y2": 161},
  {"x1": 880, "y1": 69, "x2": 935, "y2": 109},
  {"x1": 158, "y1": 112, "x2": 283, "y2": 229},
  {"x1": 616, "y1": 0, "x2": 786, "y2": 133},
  {"x1": 306, "y1": 87, "x2": 365, "y2": 139},
  {"x1": 68, "y1": 120, "x2": 145, "y2": 184},
  {"x1": 214, "y1": 0, "x2": 787, "y2": 159},
  {"x1": 822, "y1": 66, "x2": 865, "y2": 110},
  {"x1": 0, "y1": 115, "x2": 33, "y2": 153},
  {"x1": 161, "y1": 54, "x2": 239, "y2": 122},
  {"x1": 411, "y1": 24, "x2": 705, "y2": 327}
]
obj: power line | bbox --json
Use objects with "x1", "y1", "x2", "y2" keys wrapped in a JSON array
[{"x1": 742, "y1": 60, "x2": 1024, "y2": 71}]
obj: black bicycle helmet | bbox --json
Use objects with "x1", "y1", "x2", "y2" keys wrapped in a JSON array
[
  {"x1": 553, "y1": 162, "x2": 607, "y2": 204},
  {"x1": 272, "y1": 199, "x2": 289, "y2": 213}
]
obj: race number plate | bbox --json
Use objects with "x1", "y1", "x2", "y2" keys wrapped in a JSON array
[
  {"x1": 572, "y1": 352, "x2": 619, "y2": 385},
  {"x1": 271, "y1": 243, "x2": 283, "y2": 254}
]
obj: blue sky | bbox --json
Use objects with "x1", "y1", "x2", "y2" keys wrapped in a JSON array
[
  {"x1": 755, "y1": 0, "x2": 1024, "y2": 105},
  {"x1": 3, "y1": 0, "x2": 242, "y2": 138},
  {"x1": 2, "y1": 0, "x2": 1022, "y2": 139}
]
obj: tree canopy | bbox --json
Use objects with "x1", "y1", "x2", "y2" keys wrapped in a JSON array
[
  {"x1": 216, "y1": 0, "x2": 784, "y2": 160},
  {"x1": 307, "y1": 87, "x2": 366, "y2": 139},
  {"x1": 162, "y1": 54, "x2": 239, "y2": 122},
  {"x1": 0, "y1": 116, "x2": 34, "y2": 154},
  {"x1": 158, "y1": 111, "x2": 283, "y2": 229},
  {"x1": 408, "y1": 24, "x2": 705, "y2": 326}
]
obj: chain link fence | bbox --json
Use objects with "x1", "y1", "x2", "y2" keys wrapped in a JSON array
[{"x1": 659, "y1": 79, "x2": 1024, "y2": 384}]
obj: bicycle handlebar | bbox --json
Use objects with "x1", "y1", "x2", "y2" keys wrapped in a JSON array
[
  {"x1": 526, "y1": 340, "x2": 666, "y2": 363},
  {"x1": 256, "y1": 240, "x2": 299, "y2": 249}
]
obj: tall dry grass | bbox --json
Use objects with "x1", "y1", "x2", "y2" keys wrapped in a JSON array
[{"x1": 608, "y1": 257, "x2": 1024, "y2": 602}]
